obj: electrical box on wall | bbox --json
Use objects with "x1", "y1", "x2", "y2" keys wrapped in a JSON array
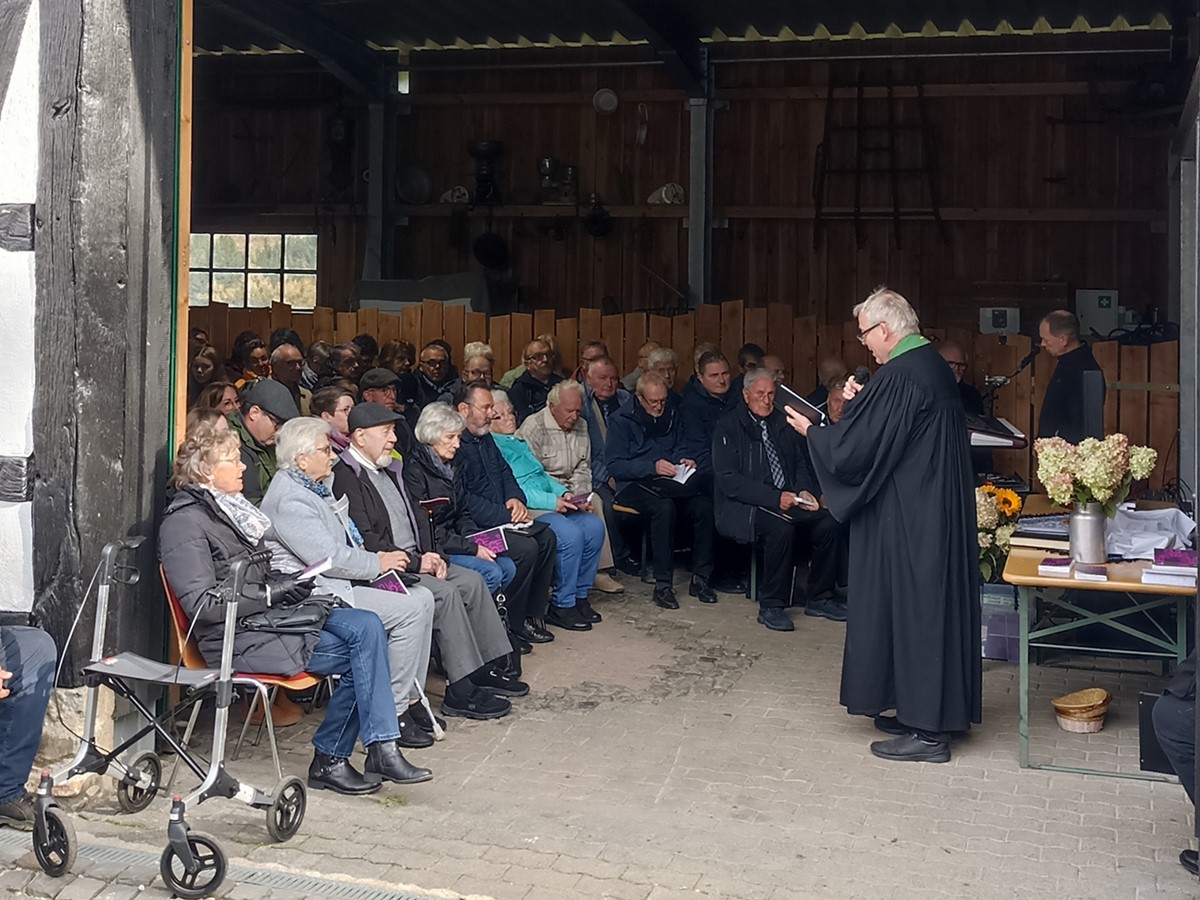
[
  {"x1": 1075, "y1": 289, "x2": 1119, "y2": 339},
  {"x1": 979, "y1": 307, "x2": 1020, "y2": 335}
]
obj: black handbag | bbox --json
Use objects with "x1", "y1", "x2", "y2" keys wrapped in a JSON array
[{"x1": 239, "y1": 594, "x2": 343, "y2": 635}]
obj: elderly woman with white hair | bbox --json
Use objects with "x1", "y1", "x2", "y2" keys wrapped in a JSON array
[
  {"x1": 490, "y1": 390, "x2": 607, "y2": 633},
  {"x1": 261, "y1": 417, "x2": 443, "y2": 756}
]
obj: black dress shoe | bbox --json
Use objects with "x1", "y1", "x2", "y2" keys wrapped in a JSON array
[
  {"x1": 689, "y1": 576, "x2": 718, "y2": 604},
  {"x1": 364, "y1": 742, "x2": 433, "y2": 785},
  {"x1": 545, "y1": 605, "x2": 593, "y2": 631},
  {"x1": 575, "y1": 597, "x2": 602, "y2": 623},
  {"x1": 757, "y1": 607, "x2": 795, "y2": 631},
  {"x1": 1180, "y1": 849, "x2": 1199, "y2": 876},
  {"x1": 0, "y1": 793, "x2": 35, "y2": 831},
  {"x1": 396, "y1": 707, "x2": 435, "y2": 748},
  {"x1": 516, "y1": 619, "x2": 555, "y2": 643},
  {"x1": 508, "y1": 631, "x2": 533, "y2": 655},
  {"x1": 873, "y1": 714, "x2": 910, "y2": 736},
  {"x1": 308, "y1": 752, "x2": 381, "y2": 795},
  {"x1": 869, "y1": 733, "x2": 950, "y2": 764},
  {"x1": 442, "y1": 685, "x2": 512, "y2": 720},
  {"x1": 614, "y1": 556, "x2": 641, "y2": 577},
  {"x1": 804, "y1": 597, "x2": 848, "y2": 622},
  {"x1": 653, "y1": 584, "x2": 679, "y2": 609},
  {"x1": 407, "y1": 703, "x2": 447, "y2": 735},
  {"x1": 471, "y1": 665, "x2": 530, "y2": 697}
]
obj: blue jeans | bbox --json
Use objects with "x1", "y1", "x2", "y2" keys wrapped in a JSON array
[
  {"x1": 305, "y1": 608, "x2": 401, "y2": 758},
  {"x1": 449, "y1": 554, "x2": 516, "y2": 598},
  {"x1": 0, "y1": 627, "x2": 56, "y2": 803},
  {"x1": 538, "y1": 512, "x2": 606, "y2": 608}
]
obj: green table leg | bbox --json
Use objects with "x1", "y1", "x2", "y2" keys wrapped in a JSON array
[{"x1": 1018, "y1": 585, "x2": 1031, "y2": 768}]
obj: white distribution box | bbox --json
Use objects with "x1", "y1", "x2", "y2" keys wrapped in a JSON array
[{"x1": 1075, "y1": 289, "x2": 1119, "y2": 339}]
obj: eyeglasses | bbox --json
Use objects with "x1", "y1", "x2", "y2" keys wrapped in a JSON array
[
  {"x1": 306, "y1": 445, "x2": 335, "y2": 456},
  {"x1": 420, "y1": 358, "x2": 448, "y2": 368},
  {"x1": 947, "y1": 361, "x2": 968, "y2": 370},
  {"x1": 265, "y1": 412, "x2": 284, "y2": 428},
  {"x1": 524, "y1": 352, "x2": 551, "y2": 362},
  {"x1": 857, "y1": 322, "x2": 883, "y2": 344}
]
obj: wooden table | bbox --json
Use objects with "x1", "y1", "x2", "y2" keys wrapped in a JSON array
[{"x1": 1002, "y1": 547, "x2": 1195, "y2": 780}]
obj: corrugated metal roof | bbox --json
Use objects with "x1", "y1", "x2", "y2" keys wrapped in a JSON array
[{"x1": 193, "y1": 0, "x2": 1173, "y2": 56}]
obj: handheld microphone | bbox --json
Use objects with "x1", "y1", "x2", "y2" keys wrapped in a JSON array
[{"x1": 853, "y1": 365, "x2": 871, "y2": 387}]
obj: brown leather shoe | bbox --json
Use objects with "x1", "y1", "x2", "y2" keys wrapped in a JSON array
[{"x1": 592, "y1": 572, "x2": 625, "y2": 594}]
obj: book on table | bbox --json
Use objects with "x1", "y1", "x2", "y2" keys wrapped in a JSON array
[
  {"x1": 1141, "y1": 571, "x2": 1197, "y2": 587},
  {"x1": 1038, "y1": 557, "x2": 1074, "y2": 578},
  {"x1": 1073, "y1": 563, "x2": 1108, "y2": 582}
]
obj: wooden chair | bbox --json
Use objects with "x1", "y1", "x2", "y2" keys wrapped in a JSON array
[
  {"x1": 611, "y1": 502, "x2": 651, "y2": 581},
  {"x1": 161, "y1": 566, "x2": 322, "y2": 786}
]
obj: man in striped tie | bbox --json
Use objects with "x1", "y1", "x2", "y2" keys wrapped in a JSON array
[{"x1": 712, "y1": 368, "x2": 848, "y2": 631}]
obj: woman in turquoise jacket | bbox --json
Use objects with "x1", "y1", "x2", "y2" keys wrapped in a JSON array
[{"x1": 491, "y1": 392, "x2": 606, "y2": 633}]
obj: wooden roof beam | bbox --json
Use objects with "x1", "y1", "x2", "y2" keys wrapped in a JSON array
[
  {"x1": 604, "y1": 0, "x2": 706, "y2": 95},
  {"x1": 204, "y1": 0, "x2": 386, "y2": 100}
]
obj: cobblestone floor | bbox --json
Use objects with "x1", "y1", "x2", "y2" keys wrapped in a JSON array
[{"x1": 3, "y1": 572, "x2": 1197, "y2": 899}]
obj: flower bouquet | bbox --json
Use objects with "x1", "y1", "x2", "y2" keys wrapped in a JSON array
[
  {"x1": 977, "y1": 484, "x2": 1022, "y2": 582},
  {"x1": 1034, "y1": 434, "x2": 1157, "y2": 518}
]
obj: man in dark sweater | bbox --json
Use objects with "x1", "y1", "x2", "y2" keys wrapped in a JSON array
[
  {"x1": 1037, "y1": 310, "x2": 1104, "y2": 443},
  {"x1": 1153, "y1": 650, "x2": 1197, "y2": 876},
  {"x1": 453, "y1": 384, "x2": 558, "y2": 649},
  {"x1": 509, "y1": 339, "x2": 563, "y2": 424}
]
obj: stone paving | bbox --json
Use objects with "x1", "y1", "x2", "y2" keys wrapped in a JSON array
[{"x1": 3, "y1": 571, "x2": 1198, "y2": 899}]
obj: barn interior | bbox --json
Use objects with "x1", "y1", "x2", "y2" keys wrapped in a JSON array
[{"x1": 182, "y1": 0, "x2": 1199, "y2": 489}]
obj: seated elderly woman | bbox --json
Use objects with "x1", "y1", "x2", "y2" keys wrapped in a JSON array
[
  {"x1": 261, "y1": 417, "x2": 451, "y2": 746},
  {"x1": 405, "y1": 403, "x2": 517, "y2": 600},
  {"x1": 160, "y1": 427, "x2": 433, "y2": 797},
  {"x1": 491, "y1": 391, "x2": 606, "y2": 633}
]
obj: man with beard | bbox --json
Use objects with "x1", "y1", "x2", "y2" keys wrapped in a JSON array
[{"x1": 785, "y1": 287, "x2": 980, "y2": 763}]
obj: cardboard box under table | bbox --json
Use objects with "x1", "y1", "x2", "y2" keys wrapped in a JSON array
[{"x1": 1002, "y1": 547, "x2": 1194, "y2": 780}]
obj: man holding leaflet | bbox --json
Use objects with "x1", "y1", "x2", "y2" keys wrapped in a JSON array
[{"x1": 784, "y1": 287, "x2": 980, "y2": 763}]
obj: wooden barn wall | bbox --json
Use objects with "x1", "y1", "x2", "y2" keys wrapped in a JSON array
[{"x1": 190, "y1": 44, "x2": 1168, "y2": 326}]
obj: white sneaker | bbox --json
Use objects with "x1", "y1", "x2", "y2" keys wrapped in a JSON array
[{"x1": 592, "y1": 572, "x2": 625, "y2": 593}]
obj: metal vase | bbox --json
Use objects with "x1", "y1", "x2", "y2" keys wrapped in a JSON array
[{"x1": 1069, "y1": 501, "x2": 1107, "y2": 564}]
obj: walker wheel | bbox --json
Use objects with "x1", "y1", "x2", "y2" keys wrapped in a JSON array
[
  {"x1": 265, "y1": 776, "x2": 306, "y2": 842},
  {"x1": 117, "y1": 751, "x2": 162, "y2": 814},
  {"x1": 159, "y1": 831, "x2": 226, "y2": 900},
  {"x1": 33, "y1": 806, "x2": 77, "y2": 877}
]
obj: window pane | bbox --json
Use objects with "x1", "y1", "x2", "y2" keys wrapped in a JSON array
[
  {"x1": 212, "y1": 272, "x2": 246, "y2": 307},
  {"x1": 189, "y1": 234, "x2": 211, "y2": 268},
  {"x1": 248, "y1": 234, "x2": 282, "y2": 270},
  {"x1": 284, "y1": 273, "x2": 317, "y2": 309},
  {"x1": 284, "y1": 234, "x2": 317, "y2": 270},
  {"x1": 212, "y1": 234, "x2": 247, "y2": 268},
  {"x1": 188, "y1": 271, "x2": 211, "y2": 307},
  {"x1": 247, "y1": 273, "x2": 281, "y2": 307}
]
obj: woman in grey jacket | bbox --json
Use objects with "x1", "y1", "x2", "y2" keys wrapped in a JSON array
[{"x1": 261, "y1": 417, "x2": 443, "y2": 749}]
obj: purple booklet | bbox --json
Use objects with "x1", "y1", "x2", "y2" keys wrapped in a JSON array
[
  {"x1": 467, "y1": 527, "x2": 508, "y2": 555},
  {"x1": 369, "y1": 570, "x2": 409, "y2": 594},
  {"x1": 1155, "y1": 548, "x2": 1198, "y2": 569}
]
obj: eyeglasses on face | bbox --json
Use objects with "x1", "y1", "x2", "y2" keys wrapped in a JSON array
[
  {"x1": 421, "y1": 357, "x2": 448, "y2": 367},
  {"x1": 857, "y1": 322, "x2": 883, "y2": 344},
  {"x1": 525, "y1": 351, "x2": 551, "y2": 362}
]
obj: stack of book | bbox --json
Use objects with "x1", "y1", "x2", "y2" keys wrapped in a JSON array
[
  {"x1": 1038, "y1": 557, "x2": 1073, "y2": 578},
  {"x1": 1141, "y1": 549, "x2": 1198, "y2": 588}
]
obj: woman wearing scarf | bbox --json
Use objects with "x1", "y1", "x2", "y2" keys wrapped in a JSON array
[
  {"x1": 261, "y1": 417, "x2": 446, "y2": 750},
  {"x1": 160, "y1": 427, "x2": 433, "y2": 797}
]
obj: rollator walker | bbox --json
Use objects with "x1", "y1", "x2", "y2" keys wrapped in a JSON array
[{"x1": 32, "y1": 539, "x2": 307, "y2": 899}]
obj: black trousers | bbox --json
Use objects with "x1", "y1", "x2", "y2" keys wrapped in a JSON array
[
  {"x1": 617, "y1": 482, "x2": 714, "y2": 586},
  {"x1": 753, "y1": 508, "x2": 843, "y2": 609},
  {"x1": 501, "y1": 522, "x2": 557, "y2": 625},
  {"x1": 1153, "y1": 691, "x2": 1196, "y2": 804},
  {"x1": 593, "y1": 482, "x2": 632, "y2": 561}
]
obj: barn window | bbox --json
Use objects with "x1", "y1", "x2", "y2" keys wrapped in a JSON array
[{"x1": 188, "y1": 233, "x2": 318, "y2": 310}]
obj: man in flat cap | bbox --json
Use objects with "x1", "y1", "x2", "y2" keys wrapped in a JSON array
[{"x1": 227, "y1": 379, "x2": 299, "y2": 504}]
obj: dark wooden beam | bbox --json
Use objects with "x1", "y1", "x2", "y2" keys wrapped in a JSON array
[
  {"x1": 204, "y1": 0, "x2": 385, "y2": 100},
  {"x1": 0, "y1": 0, "x2": 32, "y2": 123},
  {"x1": 0, "y1": 203, "x2": 34, "y2": 251},
  {"x1": 604, "y1": 0, "x2": 705, "y2": 96}
]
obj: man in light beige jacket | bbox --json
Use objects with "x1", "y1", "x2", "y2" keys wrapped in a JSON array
[{"x1": 518, "y1": 380, "x2": 624, "y2": 593}]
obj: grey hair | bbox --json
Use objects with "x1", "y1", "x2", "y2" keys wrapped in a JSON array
[
  {"x1": 852, "y1": 286, "x2": 919, "y2": 338},
  {"x1": 270, "y1": 343, "x2": 301, "y2": 366},
  {"x1": 491, "y1": 389, "x2": 512, "y2": 411},
  {"x1": 547, "y1": 379, "x2": 584, "y2": 406},
  {"x1": 648, "y1": 347, "x2": 678, "y2": 367},
  {"x1": 415, "y1": 402, "x2": 465, "y2": 446},
  {"x1": 743, "y1": 367, "x2": 776, "y2": 391},
  {"x1": 172, "y1": 429, "x2": 241, "y2": 490},
  {"x1": 462, "y1": 341, "x2": 493, "y2": 362},
  {"x1": 275, "y1": 417, "x2": 332, "y2": 470}
]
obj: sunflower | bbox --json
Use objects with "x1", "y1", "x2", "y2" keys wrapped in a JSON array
[
  {"x1": 994, "y1": 488, "x2": 1022, "y2": 517},
  {"x1": 980, "y1": 483, "x2": 998, "y2": 496}
]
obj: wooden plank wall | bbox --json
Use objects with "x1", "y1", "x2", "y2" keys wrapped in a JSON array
[{"x1": 190, "y1": 303, "x2": 1180, "y2": 490}]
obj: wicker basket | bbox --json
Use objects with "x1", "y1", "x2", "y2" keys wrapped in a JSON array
[{"x1": 1052, "y1": 688, "x2": 1111, "y2": 733}]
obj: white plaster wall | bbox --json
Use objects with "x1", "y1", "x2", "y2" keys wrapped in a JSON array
[{"x1": 0, "y1": 0, "x2": 39, "y2": 612}]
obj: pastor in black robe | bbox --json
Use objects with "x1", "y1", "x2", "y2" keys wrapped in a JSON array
[{"x1": 806, "y1": 339, "x2": 981, "y2": 735}]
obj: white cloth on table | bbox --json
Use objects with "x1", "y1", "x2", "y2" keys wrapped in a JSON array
[{"x1": 1107, "y1": 507, "x2": 1197, "y2": 559}]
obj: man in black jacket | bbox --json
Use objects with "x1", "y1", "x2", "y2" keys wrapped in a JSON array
[
  {"x1": 454, "y1": 384, "x2": 558, "y2": 649},
  {"x1": 1153, "y1": 650, "x2": 1197, "y2": 876},
  {"x1": 415, "y1": 342, "x2": 455, "y2": 409},
  {"x1": 713, "y1": 368, "x2": 847, "y2": 631},
  {"x1": 1037, "y1": 310, "x2": 1104, "y2": 443},
  {"x1": 331, "y1": 403, "x2": 519, "y2": 722},
  {"x1": 509, "y1": 339, "x2": 564, "y2": 424}
]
